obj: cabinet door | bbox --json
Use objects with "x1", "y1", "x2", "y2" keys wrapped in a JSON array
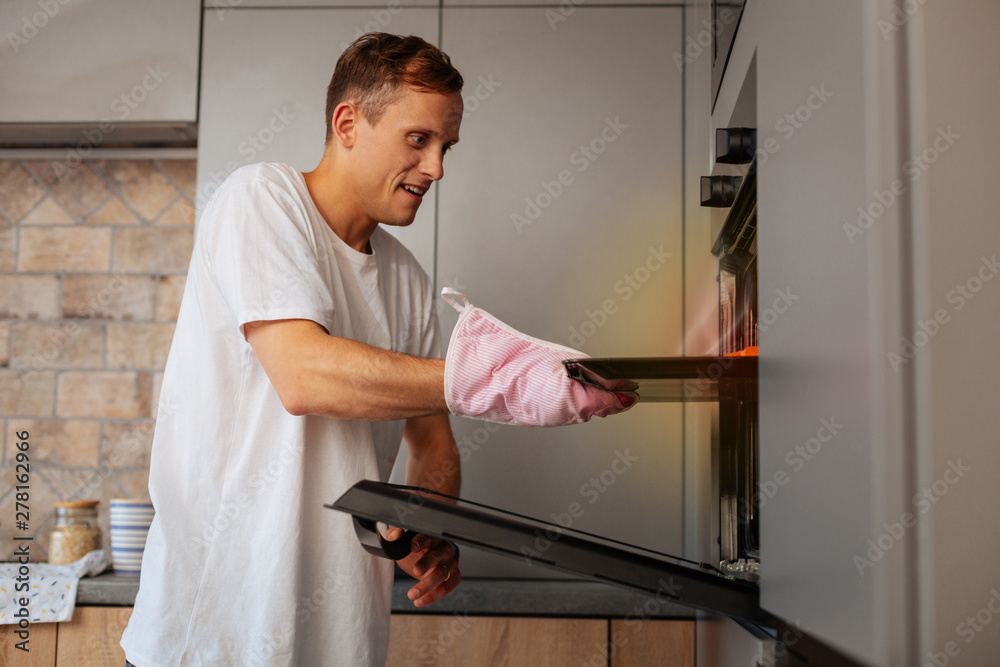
[
  {"x1": 55, "y1": 606, "x2": 132, "y2": 667},
  {"x1": 0, "y1": 0, "x2": 199, "y2": 123},
  {"x1": 0, "y1": 622, "x2": 56, "y2": 667},
  {"x1": 386, "y1": 616, "x2": 606, "y2": 666},
  {"x1": 433, "y1": 7, "x2": 684, "y2": 577},
  {"x1": 197, "y1": 8, "x2": 441, "y2": 273},
  {"x1": 610, "y1": 620, "x2": 694, "y2": 667},
  {"x1": 751, "y1": 0, "x2": 909, "y2": 663}
]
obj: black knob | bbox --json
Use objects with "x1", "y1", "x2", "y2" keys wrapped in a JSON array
[
  {"x1": 716, "y1": 127, "x2": 756, "y2": 164},
  {"x1": 701, "y1": 175, "x2": 742, "y2": 207}
]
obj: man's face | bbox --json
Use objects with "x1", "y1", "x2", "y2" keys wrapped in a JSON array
[{"x1": 349, "y1": 87, "x2": 462, "y2": 228}]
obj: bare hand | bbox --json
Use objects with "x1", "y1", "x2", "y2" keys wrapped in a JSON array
[{"x1": 385, "y1": 527, "x2": 461, "y2": 608}]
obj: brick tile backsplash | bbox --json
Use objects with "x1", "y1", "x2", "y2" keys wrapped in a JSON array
[
  {"x1": 85, "y1": 196, "x2": 139, "y2": 225},
  {"x1": 20, "y1": 197, "x2": 74, "y2": 225},
  {"x1": 24, "y1": 160, "x2": 112, "y2": 219},
  {"x1": 0, "y1": 228, "x2": 16, "y2": 272},
  {"x1": 113, "y1": 227, "x2": 195, "y2": 274},
  {"x1": 0, "y1": 275, "x2": 61, "y2": 319},
  {"x1": 0, "y1": 322, "x2": 9, "y2": 367},
  {"x1": 107, "y1": 323, "x2": 175, "y2": 370},
  {"x1": 0, "y1": 161, "x2": 46, "y2": 222},
  {"x1": 6, "y1": 419, "x2": 100, "y2": 467},
  {"x1": 0, "y1": 369, "x2": 57, "y2": 416},
  {"x1": 101, "y1": 160, "x2": 178, "y2": 222},
  {"x1": 57, "y1": 371, "x2": 152, "y2": 419},
  {"x1": 18, "y1": 226, "x2": 113, "y2": 272},
  {"x1": 102, "y1": 420, "x2": 155, "y2": 468},
  {"x1": 156, "y1": 275, "x2": 186, "y2": 321},
  {"x1": 1, "y1": 158, "x2": 194, "y2": 553},
  {"x1": 11, "y1": 322, "x2": 105, "y2": 369},
  {"x1": 63, "y1": 273, "x2": 157, "y2": 320}
]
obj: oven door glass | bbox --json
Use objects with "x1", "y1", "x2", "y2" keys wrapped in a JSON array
[{"x1": 328, "y1": 479, "x2": 769, "y2": 626}]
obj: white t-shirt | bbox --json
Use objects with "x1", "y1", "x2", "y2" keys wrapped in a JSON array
[{"x1": 120, "y1": 162, "x2": 440, "y2": 666}]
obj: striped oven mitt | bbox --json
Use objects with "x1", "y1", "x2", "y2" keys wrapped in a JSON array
[{"x1": 441, "y1": 288, "x2": 636, "y2": 426}]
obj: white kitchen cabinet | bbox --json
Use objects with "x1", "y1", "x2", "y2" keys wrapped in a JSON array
[
  {"x1": 432, "y1": 6, "x2": 685, "y2": 577},
  {"x1": 731, "y1": 0, "x2": 1000, "y2": 664},
  {"x1": 204, "y1": 0, "x2": 434, "y2": 7},
  {"x1": 197, "y1": 7, "x2": 440, "y2": 271},
  {"x1": 0, "y1": 0, "x2": 200, "y2": 126}
]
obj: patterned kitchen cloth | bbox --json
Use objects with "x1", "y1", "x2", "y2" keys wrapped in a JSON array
[{"x1": 0, "y1": 550, "x2": 109, "y2": 624}]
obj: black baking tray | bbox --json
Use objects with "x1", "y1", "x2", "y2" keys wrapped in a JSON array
[{"x1": 563, "y1": 356, "x2": 757, "y2": 402}]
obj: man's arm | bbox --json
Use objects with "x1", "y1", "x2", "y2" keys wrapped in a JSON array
[
  {"x1": 393, "y1": 413, "x2": 462, "y2": 607},
  {"x1": 243, "y1": 318, "x2": 447, "y2": 420}
]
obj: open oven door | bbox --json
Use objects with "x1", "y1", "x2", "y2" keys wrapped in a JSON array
[{"x1": 328, "y1": 479, "x2": 767, "y2": 626}]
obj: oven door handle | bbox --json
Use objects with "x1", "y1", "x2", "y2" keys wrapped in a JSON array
[{"x1": 351, "y1": 516, "x2": 417, "y2": 560}]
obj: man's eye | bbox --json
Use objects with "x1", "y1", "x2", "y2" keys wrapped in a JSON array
[{"x1": 411, "y1": 135, "x2": 426, "y2": 146}]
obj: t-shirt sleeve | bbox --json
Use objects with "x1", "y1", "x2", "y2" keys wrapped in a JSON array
[
  {"x1": 201, "y1": 178, "x2": 335, "y2": 335},
  {"x1": 420, "y1": 297, "x2": 442, "y2": 360}
]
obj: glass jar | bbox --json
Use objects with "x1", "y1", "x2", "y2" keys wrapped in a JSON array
[{"x1": 48, "y1": 500, "x2": 102, "y2": 565}]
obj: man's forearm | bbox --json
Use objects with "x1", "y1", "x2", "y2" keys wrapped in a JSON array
[
  {"x1": 404, "y1": 414, "x2": 461, "y2": 497},
  {"x1": 244, "y1": 318, "x2": 448, "y2": 421}
]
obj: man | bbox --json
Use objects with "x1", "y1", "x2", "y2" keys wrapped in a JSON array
[{"x1": 121, "y1": 33, "x2": 630, "y2": 666}]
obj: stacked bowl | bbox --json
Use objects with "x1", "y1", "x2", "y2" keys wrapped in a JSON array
[{"x1": 109, "y1": 498, "x2": 155, "y2": 576}]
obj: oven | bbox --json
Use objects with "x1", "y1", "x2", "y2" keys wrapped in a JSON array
[
  {"x1": 703, "y1": 49, "x2": 759, "y2": 584},
  {"x1": 329, "y1": 48, "x2": 861, "y2": 667}
]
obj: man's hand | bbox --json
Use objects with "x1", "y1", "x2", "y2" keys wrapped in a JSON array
[{"x1": 387, "y1": 528, "x2": 461, "y2": 608}]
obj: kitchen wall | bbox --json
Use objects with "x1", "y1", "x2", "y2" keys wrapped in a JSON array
[{"x1": 0, "y1": 158, "x2": 195, "y2": 559}]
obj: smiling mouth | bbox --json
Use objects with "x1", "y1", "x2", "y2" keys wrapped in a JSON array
[{"x1": 401, "y1": 184, "x2": 428, "y2": 198}]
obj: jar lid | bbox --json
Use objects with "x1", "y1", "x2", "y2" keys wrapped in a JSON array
[
  {"x1": 54, "y1": 500, "x2": 100, "y2": 508},
  {"x1": 110, "y1": 498, "x2": 153, "y2": 504}
]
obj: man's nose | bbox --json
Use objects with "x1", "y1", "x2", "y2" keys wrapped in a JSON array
[{"x1": 420, "y1": 152, "x2": 445, "y2": 181}]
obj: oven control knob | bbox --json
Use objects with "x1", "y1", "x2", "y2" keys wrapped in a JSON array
[
  {"x1": 716, "y1": 127, "x2": 756, "y2": 164},
  {"x1": 701, "y1": 175, "x2": 742, "y2": 207}
]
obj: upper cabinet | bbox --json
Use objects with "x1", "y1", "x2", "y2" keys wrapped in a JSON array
[{"x1": 0, "y1": 0, "x2": 200, "y2": 139}]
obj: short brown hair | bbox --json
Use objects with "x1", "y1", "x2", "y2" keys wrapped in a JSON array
[{"x1": 325, "y1": 33, "x2": 464, "y2": 141}]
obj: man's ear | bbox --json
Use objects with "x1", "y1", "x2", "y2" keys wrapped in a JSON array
[{"x1": 332, "y1": 102, "x2": 359, "y2": 148}]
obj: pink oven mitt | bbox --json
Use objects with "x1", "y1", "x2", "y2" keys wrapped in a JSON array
[{"x1": 441, "y1": 288, "x2": 637, "y2": 426}]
